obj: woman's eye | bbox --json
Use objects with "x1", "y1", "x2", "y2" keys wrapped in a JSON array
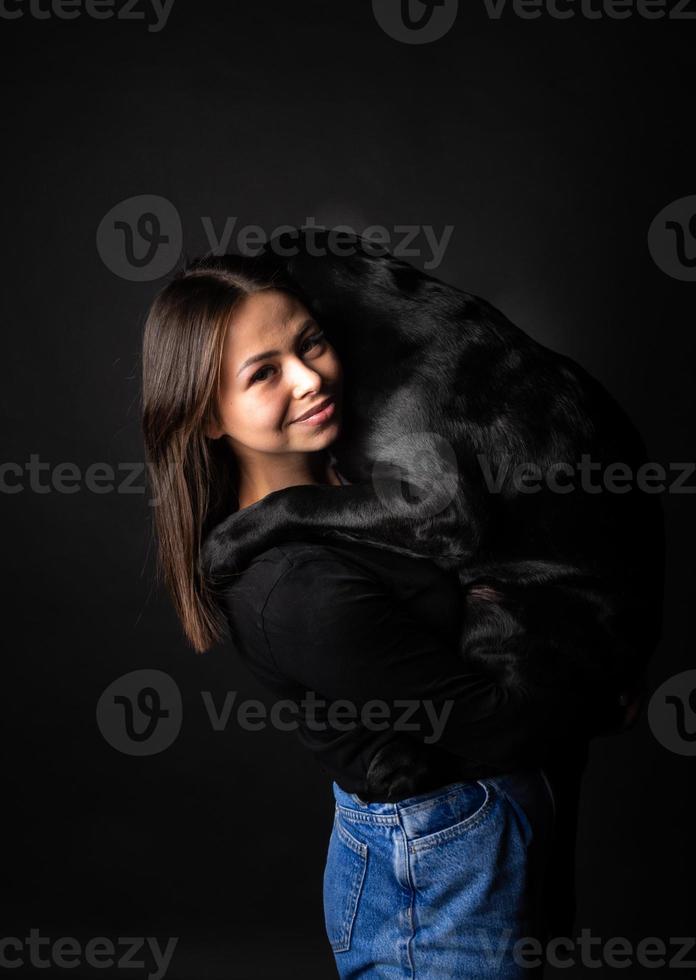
[
  {"x1": 301, "y1": 331, "x2": 325, "y2": 353},
  {"x1": 249, "y1": 333, "x2": 325, "y2": 384},
  {"x1": 250, "y1": 366, "x2": 274, "y2": 384}
]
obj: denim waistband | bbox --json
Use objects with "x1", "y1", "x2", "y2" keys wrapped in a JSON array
[
  {"x1": 333, "y1": 778, "x2": 468, "y2": 815},
  {"x1": 332, "y1": 768, "x2": 553, "y2": 837},
  {"x1": 332, "y1": 777, "x2": 491, "y2": 834}
]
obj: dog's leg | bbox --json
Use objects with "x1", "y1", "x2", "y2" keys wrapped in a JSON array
[
  {"x1": 458, "y1": 578, "x2": 637, "y2": 740},
  {"x1": 201, "y1": 481, "x2": 477, "y2": 581}
]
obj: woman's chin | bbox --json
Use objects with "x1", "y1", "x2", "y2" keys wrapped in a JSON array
[
  {"x1": 298, "y1": 428, "x2": 341, "y2": 451},
  {"x1": 293, "y1": 416, "x2": 342, "y2": 444}
]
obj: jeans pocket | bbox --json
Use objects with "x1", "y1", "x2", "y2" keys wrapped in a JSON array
[
  {"x1": 323, "y1": 812, "x2": 368, "y2": 953},
  {"x1": 409, "y1": 780, "x2": 494, "y2": 853}
]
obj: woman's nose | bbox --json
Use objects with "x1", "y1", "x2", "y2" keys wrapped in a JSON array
[{"x1": 286, "y1": 357, "x2": 324, "y2": 394}]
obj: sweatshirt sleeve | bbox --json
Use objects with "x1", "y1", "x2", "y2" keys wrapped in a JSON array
[{"x1": 260, "y1": 553, "x2": 540, "y2": 770}]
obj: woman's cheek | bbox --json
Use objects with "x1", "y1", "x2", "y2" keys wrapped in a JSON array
[{"x1": 257, "y1": 397, "x2": 288, "y2": 437}]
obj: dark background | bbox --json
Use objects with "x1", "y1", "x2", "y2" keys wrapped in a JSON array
[{"x1": 2, "y1": 1, "x2": 694, "y2": 977}]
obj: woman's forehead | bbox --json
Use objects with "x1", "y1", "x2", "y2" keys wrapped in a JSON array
[{"x1": 222, "y1": 291, "x2": 311, "y2": 368}]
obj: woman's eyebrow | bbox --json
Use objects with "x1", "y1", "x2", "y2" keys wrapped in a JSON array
[{"x1": 236, "y1": 318, "x2": 317, "y2": 376}]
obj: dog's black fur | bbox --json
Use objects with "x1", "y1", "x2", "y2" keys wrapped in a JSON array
[{"x1": 202, "y1": 230, "x2": 665, "y2": 800}]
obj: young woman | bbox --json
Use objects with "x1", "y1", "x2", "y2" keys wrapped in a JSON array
[{"x1": 141, "y1": 252, "x2": 561, "y2": 978}]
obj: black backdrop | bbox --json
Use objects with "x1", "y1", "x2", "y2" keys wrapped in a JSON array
[{"x1": 3, "y1": 1, "x2": 694, "y2": 977}]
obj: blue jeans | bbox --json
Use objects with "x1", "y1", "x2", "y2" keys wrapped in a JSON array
[{"x1": 324, "y1": 769, "x2": 555, "y2": 978}]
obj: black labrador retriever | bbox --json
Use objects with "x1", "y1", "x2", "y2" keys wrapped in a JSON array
[{"x1": 202, "y1": 229, "x2": 665, "y2": 798}]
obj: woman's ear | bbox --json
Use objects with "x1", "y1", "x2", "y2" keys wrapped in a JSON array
[{"x1": 205, "y1": 409, "x2": 224, "y2": 440}]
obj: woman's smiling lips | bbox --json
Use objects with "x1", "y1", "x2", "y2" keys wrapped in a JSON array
[{"x1": 291, "y1": 395, "x2": 336, "y2": 426}]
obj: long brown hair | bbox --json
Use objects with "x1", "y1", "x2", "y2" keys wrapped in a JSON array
[{"x1": 140, "y1": 251, "x2": 303, "y2": 654}]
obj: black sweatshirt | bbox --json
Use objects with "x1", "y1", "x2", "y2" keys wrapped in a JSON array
[{"x1": 216, "y1": 536, "x2": 555, "y2": 800}]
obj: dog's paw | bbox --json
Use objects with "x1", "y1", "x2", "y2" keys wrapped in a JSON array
[{"x1": 365, "y1": 739, "x2": 433, "y2": 802}]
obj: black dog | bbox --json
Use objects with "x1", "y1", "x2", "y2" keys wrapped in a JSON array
[{"x1": 202, "y1": 229, "x2": 665, "y2": 797}]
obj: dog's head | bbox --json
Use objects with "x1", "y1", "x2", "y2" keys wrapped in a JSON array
[{"x1": 259, "y1": 228, "x2": 490, "y2": 488}]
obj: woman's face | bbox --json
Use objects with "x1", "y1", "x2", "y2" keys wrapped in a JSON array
[{"x1": 210, "y1": 288, "x2": 343, "y2": 456}]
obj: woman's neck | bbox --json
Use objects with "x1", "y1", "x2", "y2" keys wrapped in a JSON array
[{"x1": 236, "y1": 451, "x2": 342, "y2": 510}]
